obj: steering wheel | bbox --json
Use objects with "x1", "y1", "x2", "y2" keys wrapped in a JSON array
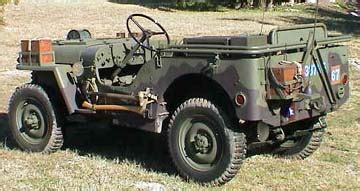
[{"x1": 126, "y1": 14, "x2": 170, "y2": 52}]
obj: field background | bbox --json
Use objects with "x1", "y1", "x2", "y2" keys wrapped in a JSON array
[{"x1": 0, "y1": 1, "x2": 359, "y2": 190}]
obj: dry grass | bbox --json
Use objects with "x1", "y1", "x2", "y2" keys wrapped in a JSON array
[
  {"x1": 0, "y1": 1, "x2": 359, "y2": 190},
  {"x1": 350, "y1": 39, "x2": 360, "y2": 58}
]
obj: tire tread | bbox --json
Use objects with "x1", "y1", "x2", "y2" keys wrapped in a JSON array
[
  {"x1": 8, "y1": 83, "x2": 64, "y2": 153},
  {"x1": 168, "y1": 98, "x2": 246, "y2": 186}
]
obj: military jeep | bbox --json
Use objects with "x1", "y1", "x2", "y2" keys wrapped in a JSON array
[{"x1": 8, "y1": 14, "x2": 351, "y2": 185}]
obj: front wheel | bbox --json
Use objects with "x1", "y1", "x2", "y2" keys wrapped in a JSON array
[
  {"x1": 168, "y1": 98, "x2": 246, "y2": 186},
  {"x1": 8, "y1": 84, "x2": 64, "y2": 153}
]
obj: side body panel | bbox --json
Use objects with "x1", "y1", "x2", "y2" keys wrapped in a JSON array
[{"x1": 102, "y1": 55, "x2": 267, "y2": 132}]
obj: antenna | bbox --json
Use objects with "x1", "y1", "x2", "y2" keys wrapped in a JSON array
[
  {"x1": 313, "y1": 0, "x2": 319, "y2": 45},
  {"x1": 260, "y1": 6, "x2": 266, "y2": 35}
]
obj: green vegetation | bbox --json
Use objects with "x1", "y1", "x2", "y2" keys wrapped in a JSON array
[
  {"x1": 0, "y1": 9, "x2": 3, "y2": 25},
  {"x1": 0, "y1": 0, "x2": 8, "y2": 25},
  {"x1": 109, "y1": 0, "x2": 229, "y2": 10},
  {"x1": 266, "y1": 3, "x2": 359, "y2": 37},
  {"x1": 0, "y1": 0, "x2": 18, "y2": 6},
  {"x1": 0, "y1": 0, "x2": 19, "y2": 25},
  {"x1": 110, "y1": 0, "x2": 358, "y2": 10},
  {"x1": 0, "y1": 0, "x2": 9, "y2": 6},
  {"x1": 0, "y1": 6, "x2": 5, "y2": 25}
]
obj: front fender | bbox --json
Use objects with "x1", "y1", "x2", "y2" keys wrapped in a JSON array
[{"x1": 16, "y1": 64, "x2": 78, "y2": 114}]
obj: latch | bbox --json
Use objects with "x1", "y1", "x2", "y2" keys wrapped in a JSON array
[
  {"x1": 202, "y1": 54, "x2": 221, "y2": 76},
  {"x1": 155, "y1": 54, "x2": 162, "y2": 68}
]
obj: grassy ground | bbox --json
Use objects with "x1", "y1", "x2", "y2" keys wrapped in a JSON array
[{"x1": 0, "y1": 1, "x2": 359, "y2": 190}]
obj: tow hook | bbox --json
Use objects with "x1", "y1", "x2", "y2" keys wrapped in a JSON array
[
  {"x1": 289, "y1": 117, "x2": 327, "y2": 138},
  {"x1": 317, "y1": 116, "x2": 327, "y2": 129}
]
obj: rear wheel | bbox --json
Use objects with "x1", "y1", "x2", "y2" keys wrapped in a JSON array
[
  {"x1": 168, "y1": 98, "x2": 246, "y2": 186},
  {"x1": 8, "y1": 84, "x2": 64, "y2": 153},
  {"x1": 272, "y1": 119, "x2": 325, "y2": 159}
]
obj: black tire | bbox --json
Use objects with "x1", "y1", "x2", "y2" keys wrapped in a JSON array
[
  {"x1": 168, "y1": 98, "x2": 246, "y2": 186},
  {"x1": 8, "y1": 84, "x2": 64, "y2": 153},
  {"x1": 272, "y1": 120, "x2": 325, "y2": 160}
]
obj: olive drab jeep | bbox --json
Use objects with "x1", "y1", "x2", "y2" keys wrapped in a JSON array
[{"x1": 8, "y1": 14, "x2": 351, "y2": 185}]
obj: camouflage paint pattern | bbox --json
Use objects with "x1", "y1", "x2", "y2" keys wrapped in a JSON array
[{"x1": 16, "y1": 24, "x2": 351, "y2": 133}]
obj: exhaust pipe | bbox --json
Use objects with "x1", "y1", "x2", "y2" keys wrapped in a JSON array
[{"x1": 81, "y1": 101, "x2": 143, "y2": 115}]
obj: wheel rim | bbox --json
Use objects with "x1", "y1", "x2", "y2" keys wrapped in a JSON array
[
  {"x1": 15, "y1": 99, "x2": 47, "y2": 144},
  {"x1": 178, "y1": 114, "x2": 222, "y2": 171}
]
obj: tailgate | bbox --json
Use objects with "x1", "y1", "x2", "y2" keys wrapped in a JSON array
[{"x1": 303, "y1": 45, "x2": 349, "y2": 109}]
